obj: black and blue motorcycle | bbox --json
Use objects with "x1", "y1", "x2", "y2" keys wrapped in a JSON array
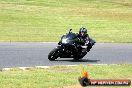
[{"x1": 48, "y1": 29, "x2": 96, "y2": 61}]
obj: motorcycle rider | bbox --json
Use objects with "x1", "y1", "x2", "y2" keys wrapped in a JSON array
[{"x1": 77, "y1": 27, "x2": 92, "y2": 52}]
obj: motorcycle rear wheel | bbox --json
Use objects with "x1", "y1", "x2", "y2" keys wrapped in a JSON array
[{"x1": 73, "y1": 52, "x2": 87, "y2": 60}]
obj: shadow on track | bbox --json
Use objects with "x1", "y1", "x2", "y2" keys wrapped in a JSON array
[{"x1": 54, "y1": 59, "x2": 100, "y2": 63}]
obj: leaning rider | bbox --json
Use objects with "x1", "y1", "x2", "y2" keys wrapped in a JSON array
[{"x1": 77, "y1": 27, "x2": 92, "y2": 51}]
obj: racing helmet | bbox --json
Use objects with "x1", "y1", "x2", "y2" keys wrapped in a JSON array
[{"x1": 79, "y1": 27, "x2": 87, "y2": 36}]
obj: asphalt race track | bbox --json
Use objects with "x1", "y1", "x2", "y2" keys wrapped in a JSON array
[{"x1": 0, "y1": 42, "x2": 132, "y2": 68}]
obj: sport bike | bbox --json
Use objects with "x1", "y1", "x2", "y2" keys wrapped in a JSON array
[{"x1": 48, "y1": 29, "x2": 96, "y2": 61}]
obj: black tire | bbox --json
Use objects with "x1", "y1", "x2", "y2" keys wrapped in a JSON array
[
  {"x1": 48, "y1": 48, "x2": 60, "y2": 61},
  {"x1": 73, "y1": 55, "x2": 82, "y2": 60},
  {"x1": 73, "y1": 52, "x2": 87, "y2": 60}
]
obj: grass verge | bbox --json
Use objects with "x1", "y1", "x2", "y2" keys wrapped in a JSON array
[
  {"x1": 0, "y1": 0, "x2": 132, "y2": 42},
  {"x1": 0, "y1": 64, "x2": 132, "y2": 88}
]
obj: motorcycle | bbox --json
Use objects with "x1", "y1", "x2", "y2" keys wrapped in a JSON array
[{"x1": 48, "y1": 29, "x2": 96, "y2": 61}]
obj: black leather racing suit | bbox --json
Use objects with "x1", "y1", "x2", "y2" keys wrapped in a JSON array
[{"x1": 77, "y1": 34, "x2": 92, "y2": 51}]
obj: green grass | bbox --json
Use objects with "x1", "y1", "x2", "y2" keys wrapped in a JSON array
[
  {"x1": 0, "y1": 64, "x2": 132, "y2": 88},
  {"x1": 0, "y1": 0, "x2": 132, "y2": 42}
]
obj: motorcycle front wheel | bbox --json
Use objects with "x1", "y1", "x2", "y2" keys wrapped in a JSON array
[{"x1": 48, "y1": 48, "x2": 60, "y2": 61}]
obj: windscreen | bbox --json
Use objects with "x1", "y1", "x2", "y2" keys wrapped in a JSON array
[{"x1": 63, "y1": 33, "x2": 77, "y2": 40}]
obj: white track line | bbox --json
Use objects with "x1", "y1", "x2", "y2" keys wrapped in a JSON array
[{"x1": 1, "y1": 64, "x2": 115, "y2": 71}]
